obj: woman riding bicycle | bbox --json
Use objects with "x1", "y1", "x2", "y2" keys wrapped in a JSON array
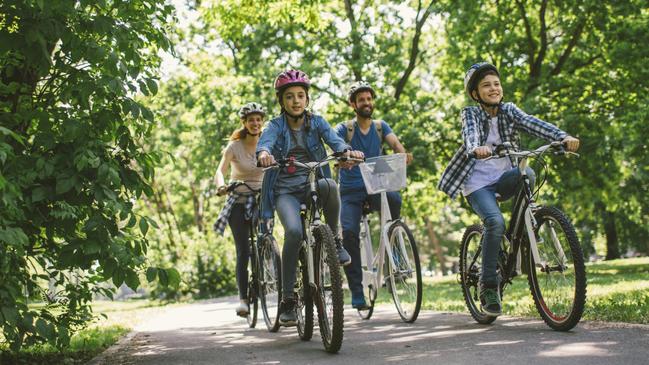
[
  {"x1": 437, "y1": 62, "x2": 580, "y2": 317},
  {"x1": 214, "y1": 102, "x2": 266, "y2": 317},
  {"x1": 256, "y1": 69, "x2": 364, "y2": 326}
]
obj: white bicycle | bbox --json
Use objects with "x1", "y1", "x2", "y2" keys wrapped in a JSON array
[{"x1": 356, "y1": 153, "x2": 422, "y2": 322}]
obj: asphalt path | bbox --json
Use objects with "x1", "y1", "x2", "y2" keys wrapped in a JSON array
[{"x1": 88, "y1": 296, "x2": 649, "y2": 365}]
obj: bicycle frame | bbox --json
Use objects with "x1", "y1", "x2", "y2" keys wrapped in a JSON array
[
  {"x1": 359, "y1": 191, "x2": 411, "y2": 297},
  {"x1": 496, "y1": 143, "x2": 573, "y2": 280}
]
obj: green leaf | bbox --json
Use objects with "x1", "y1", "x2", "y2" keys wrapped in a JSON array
[
  {"x1": 146, "y1": 267, "x2": 158, "y2": 282},
  {"x1": 125, "y1": 270, "x2": 139, "y2": 290},
  {"x1": 166, "y1": 268, "x2": 181, "y2": 289},
  {"x1": 158, "y1": 268, "x2": 169, "y2": 286},
  {"x1": 0, "y1": 227, "x2": 29, "y2": 247},
  {"x1": 31, "y1": 187, "x2": 47, "y2": 202},
  {"x1": 56, "y1": 175, "x2": 77, "y2": 195},
  {"x1": 145, "y1": 78, "x2": 158, "y2": 96},
  {"x1": 139, "y1": 217, "x2": 149, "y2": 236}
]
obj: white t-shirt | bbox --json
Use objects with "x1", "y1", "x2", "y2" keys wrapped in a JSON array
[{"x1": 462, "y1": 117, "x2": 512, "y2": 196}]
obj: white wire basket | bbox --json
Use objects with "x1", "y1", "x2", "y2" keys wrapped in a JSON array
[{"x1": 359, "y1": 153, "x2": 407, "y2": 194}]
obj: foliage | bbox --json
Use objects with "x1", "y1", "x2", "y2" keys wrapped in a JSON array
[
  {"x1": 0, "y1": 0, "x2": 176, "y2": 351},
  {"x1": 375, "y1": 257, "x2": 649, "y2": 324}
]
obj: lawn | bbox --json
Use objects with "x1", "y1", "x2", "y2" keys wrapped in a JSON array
[
  {"x1": 0, "y1": 299, "x2": 170, "y2": 365},
  {"x1": 375, "y1": 256, "x2": 649, "y2": 324}
]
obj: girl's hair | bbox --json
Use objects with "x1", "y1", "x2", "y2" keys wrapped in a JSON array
[{"x1": 229, "y1": 126, "x2": 248, "y2": 141}]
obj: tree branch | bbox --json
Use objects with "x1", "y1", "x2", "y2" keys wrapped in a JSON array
[
  {"x1": 550, "y1": 17, "x2": 586, "y2": 76},
  {"x1": 394, "y1": 0, "x2": 436, "y2": 101},
  {"x1": 515, "y1": 0, "x2": 536, "y2": 69},
  {"x1": 344, "y1": 0, "x2": 363, "y2": 81},
  {"x1": 530, "y1": 0, "x2": 548, "y2": 80}
]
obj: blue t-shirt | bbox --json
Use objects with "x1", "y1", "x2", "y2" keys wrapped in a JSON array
[{"x1": 334, "y1": 120, "x2": 393, "y2": 192}]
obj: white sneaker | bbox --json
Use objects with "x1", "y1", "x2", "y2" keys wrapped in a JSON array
[{"x1": 235, "y1": 302, "x2": 249, "y2": 317}]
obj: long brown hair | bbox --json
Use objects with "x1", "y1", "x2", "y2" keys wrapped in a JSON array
[{"x1": 229, "y1": 125, "x2": 248, "y2": 141}]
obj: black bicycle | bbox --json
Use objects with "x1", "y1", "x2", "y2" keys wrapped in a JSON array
[
  {"x1": 459, "y1": 141, "x2": 586, "y2": 331},
  {"x1": 222, "y1": 181, "x2": 282, "y2": 332},
  {"x1": 263, "y1": 152, "x2": 362, "y2": 353}
]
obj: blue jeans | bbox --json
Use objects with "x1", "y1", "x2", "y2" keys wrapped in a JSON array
[
  {"x1": 275, "y1": 178, "x2": 340, "y2": 301},
  {"x1": 340, "y1": 188, "x2": 402, "y2": 295},
  {"x1": 466, "y1": 167, "x2": 535, "y2": 286}
]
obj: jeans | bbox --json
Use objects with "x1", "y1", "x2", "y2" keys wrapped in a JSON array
[
  {"x1": 466, "y1": 167, "x2": 535, "y2": 286},
  {"x1": 227, "y1": 203, "x2": 252, "y2": 299},
  {"x1": 275, "y1": 178, "x2": 341, "y2": 301},
  {"x1": 340, "y1": 188, "x2": 402, "y2": 295}
]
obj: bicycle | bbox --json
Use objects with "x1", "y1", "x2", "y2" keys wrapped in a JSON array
[
  {"x1": 263, "y1": 152, "x2": 361, "y2": 353},
  {"x1": 355, "y1": 153, "x2": 422, "y2": 322},
  {"x1": 459, "y1": 141, "x2": 587, "y2": 331},
  {"x1": 221, "y1": 181, "x2": 282, "y2": 332}
]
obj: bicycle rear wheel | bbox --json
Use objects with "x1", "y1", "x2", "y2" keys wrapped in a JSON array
[
  {"x1": 527, "y1": 206, "x2": 586, "y2": 331},
  {"x1": 259, "y1": 235, "x2": 281, "y2": 332},
  {"x1": 313, "y1": 225, "x2": 344, "y2": 353},
  {"x1": 296, "y1": 247, "x2": 313, "y2": 341},
  {"x1": 246, "y1": 249, "x2": 258, "y2": 328},
  {"x1": 386, "y1": 221, "x2": 422, "y2": 323},
  {"x1": 459, "y1": 224, "x2": 497, "y2": 324}
]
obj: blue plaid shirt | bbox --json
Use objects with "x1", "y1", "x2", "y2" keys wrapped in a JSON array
[{"x1": 438, "y1": 102, "x2": 568, "y2": 199}]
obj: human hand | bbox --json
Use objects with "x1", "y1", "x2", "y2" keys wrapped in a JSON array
[
  {"x1": 562, "y1": 136, "x2": 580, "y2": 152},
  {"x1": 257, "y1": 151, "x2": 276, "y2": 167}
]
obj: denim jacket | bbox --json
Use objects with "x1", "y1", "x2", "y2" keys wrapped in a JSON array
[
  {"x1": 437, "y1": 102, "x2": 568, "y2": 200},
  {"x1": 256, "y1": 113, "x2": 350, "y2": 221}
]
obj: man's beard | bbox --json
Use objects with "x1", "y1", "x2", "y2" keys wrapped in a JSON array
[{"x1": 355, "y1": 105, "x2": 373, "y2": 118}]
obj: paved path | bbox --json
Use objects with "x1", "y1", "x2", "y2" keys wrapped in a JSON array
[{"x1": 89, "y1": 297, "x2": 649, "y2": 365}]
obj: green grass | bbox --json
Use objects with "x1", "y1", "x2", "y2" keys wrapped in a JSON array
[
  {"x1": 376, "y1": 256, "x2": 649, "y2": 324},
  {"x1": 1, "y1": 299, "x2": 170, "y2": 365}
]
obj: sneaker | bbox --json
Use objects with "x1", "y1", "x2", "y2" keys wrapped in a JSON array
[
  {"x1": 335, "y1": 237, "x2": 352, "y2": 266},
  {"x1": 351, "y1": 292, "x2": 369, "y2": 310},
  {"x1": 279, "y1": 298, "x2": 297, "y2": 327},
  {"x1": 235, "y1": 301, "x2": 249, "y2": 317},
  {"x1": 479, "y1": 283, "x2": 502, "y2": 316}
]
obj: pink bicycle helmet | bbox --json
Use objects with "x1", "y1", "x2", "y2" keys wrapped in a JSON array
[{"x1": 274, "y1": 69, "x2": 311, "y2": 92}]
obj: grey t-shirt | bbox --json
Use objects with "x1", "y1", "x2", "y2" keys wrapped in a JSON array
[{"x1": 275, "y1": 126, "x2": 312, "y2": 195}]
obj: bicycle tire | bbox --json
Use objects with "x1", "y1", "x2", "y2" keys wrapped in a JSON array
[
  {"x1": 386, "y1": 220, "x2": 422, "y2": 323},
  {"x1": 357, "y1": 284, "x2": 376, "y2": 320},
  {"x1": 246, "y1": 248, "x2": 258, "y2": 328},
  {"x1": 259, "y1": 235, "x2": 282, "y2": 332},
  {"x1": 313, "y1": 224, "x2": 345, "y2": 353},
  {"x1": 527, "y1": 206, "x2": 586, "y2": 331},
  {"x1": 296, "y1": 247, "x2": 314, "y2": 341},
  {"x1": 459, "y1": 224, "x2": 497, "y2": 324}
]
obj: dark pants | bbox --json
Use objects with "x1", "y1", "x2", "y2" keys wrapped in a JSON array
[
  {"x1": 466, "y1": 167, "x2": 535, "y2": 286},
  {"x1": 228, "y1": 203, "x2": 252, "y2": 299},
  {"x1": 340, "y1": 188, "x2": 402, "y2": 295}
]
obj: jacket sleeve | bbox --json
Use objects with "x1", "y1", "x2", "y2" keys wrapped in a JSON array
[
  {"x1": 461, "y1": 107, "x2": 481, "y2": 155},
  {"x1": 507, "y1": 103, "x2": 568, "y2": 141},
  {"x1": 317, "y1": 117, "x2": 350, "y2": 153},
  {"x1": 256, "y1": 120, "x2": 279, "y2": 156}
]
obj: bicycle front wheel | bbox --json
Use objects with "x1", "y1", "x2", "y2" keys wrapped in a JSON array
[
  {"x1": 386, "y1": 221, "x2": 422, "y2": 323},
  {"x1": 259, "y1": 235, "x2": 281, "y2": 332},
  {"x1": 246, "y1": 248, "x2": 258, "y2": 328},
  {"x1": 459, "y1": 224, "x2": 497, "y2": 324},
  {"x1": 313, "y1": 225, "x2": 344, "y2": 353},
  {"x1": 296, "y1": 247, "x2": 313, "y2": 341},
  {"x1": 527, "y1": 206, "x2": 586, "y2": 331}
]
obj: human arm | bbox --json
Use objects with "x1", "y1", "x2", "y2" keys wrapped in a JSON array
[{"x1": 215, "y1": 145, "x2": 233, "y2": 195}]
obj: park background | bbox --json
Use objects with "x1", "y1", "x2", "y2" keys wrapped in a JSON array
[{"x1": 1, "y1": 0, "x2": 647, "y2": 363}]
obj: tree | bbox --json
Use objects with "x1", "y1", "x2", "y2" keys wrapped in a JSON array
[{"x1": 0, "y1": 0, "x2": 175, "y2": 350}]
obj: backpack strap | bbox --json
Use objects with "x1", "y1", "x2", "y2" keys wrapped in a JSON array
[
  {"x1": 345, "y1": 119, "x2": 355, "y2": 143},
  {"x1": 345, "y1": 119, "x2": 384, "y2": 145},
  {"x1": 373, "y1": 120, "x2": 383, "y2": 145}
]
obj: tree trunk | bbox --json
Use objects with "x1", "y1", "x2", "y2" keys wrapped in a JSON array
[
  {"x1": 603, "y1": 210, "x2": 620, "y2": 260},
  {"x1": 424, "y1": 217, "x2": 446, "y2": 275}
]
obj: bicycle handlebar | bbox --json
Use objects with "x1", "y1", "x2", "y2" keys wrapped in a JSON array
[
  {"x1": 259, "y1": 153, "x2": 365, "y2": 172},
  {"x1": 470, "y1": 141, "x2": 579, "y2": 160}
]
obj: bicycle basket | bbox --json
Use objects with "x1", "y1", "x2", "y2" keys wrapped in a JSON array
[{"x1": 359, "y1": 153, "x2": 407, "y2": 194}]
